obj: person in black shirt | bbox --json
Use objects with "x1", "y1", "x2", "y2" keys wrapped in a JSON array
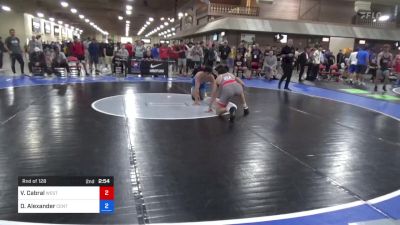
[
  {"x1": 278, "y1": 39, "x2": 295, "y2": 91},
  {"x1": 0, "y1": 37, "x2": 5, "y2": 69},
  {"x1": 237, "y1": 42, "x2": 247, "y2": 58},
  {"x1": 298, "y1": 47, "x2": 309, "y2": 82},
  {"x1": 336, "y1": 49, "x2": 345, "y2": 69},
  {"x1": 104, "y1": 39, "x2": 115, "y2": 70},
  {"x1": 219, "y1": 41, "x2": 231, "y2": 65}
]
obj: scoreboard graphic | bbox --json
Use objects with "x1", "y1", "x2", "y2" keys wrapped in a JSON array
[{"x1": 18, "y1": 176, "x2": 114, "y2": 214}]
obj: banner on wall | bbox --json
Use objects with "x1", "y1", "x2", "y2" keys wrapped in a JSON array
[
  {"x1": 32, "y1": 18, "x2": 41, "y2": 33},
  {"x1": 240, "y1": 33, "x2": 255, "y2": 44},
  {"x1": 61, "y1": 27, "x2": 67, "y2": 37},
  {"x1": 54, "y1": 26, "x2": 60, "y2": 36},
  {"x1": 44, "y1": 22, "x2": 51, "y2": 34}
]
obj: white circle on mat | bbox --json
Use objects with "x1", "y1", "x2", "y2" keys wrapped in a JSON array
[
  {"x1": 393, "y1": 87, "x2": 400, "y2": 95},
  {"x1": 91, "y1": 93, "x2": 219, "y2": 120}
]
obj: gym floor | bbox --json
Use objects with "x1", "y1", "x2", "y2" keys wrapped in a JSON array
[{"x1": 0, "y1": 75, "x2": 399, "y2": 225}]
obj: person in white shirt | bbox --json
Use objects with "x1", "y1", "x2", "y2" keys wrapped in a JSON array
[
  {"x1": 186, "y1": 42, "x2": 194, "y2": 74},
  {"x1": 348, "y1": 50, "x2": 358, "y2": 84},
  {"x1": 310, "y1": 46, "x2": 322, "y2": 80}
]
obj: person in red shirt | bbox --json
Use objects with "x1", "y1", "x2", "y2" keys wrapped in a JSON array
[
  {"x1": 125, "y1": 42, "x2": 133, "y2": 74},
  {"x1": 159, "y1": 43, "x2": 169, "y2": 61},
  {"x1": 71, "y1": 36, "x2": 89, "y2": 76},
  {"x1": 168, "y1": 41, "x2": 179, "y2": 73},
  {"x1": 394, "y1": 52, "x2": 400, "y2": 86},
  {"x1": 125, "y1": 42, "x2": 133, "y2": 57}
]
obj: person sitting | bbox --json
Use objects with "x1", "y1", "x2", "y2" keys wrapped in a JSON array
[
  {"x1": 262, "y1": 50, "x2": 278, "y2": 81},
  {"x1": 29, "y1": 47, "x2": 46, "y2": 75},
  {"x1": 113, "y1": 45, "x2": 129, "y2": 74},
  {"x1": 233, "y1": 54, "x2": 248, "y2": 78},
  {"x1": 51, "y1": 46, "x2": 68, "y2": 75}
]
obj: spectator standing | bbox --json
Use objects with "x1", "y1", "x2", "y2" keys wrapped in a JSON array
[
  {"x1": 337, "y1": 49, "x2": 345, "y2": 69},
  {"x1": 237, "y1": 41, "x2": 247, "y2": 57},
  {"x1": 71, "y1": 36, "x2": 89, "y2": 76},
  {"x1": 186, "y1": 42, "x2": 194, "y2": 73},
  {"x1": 348, "y1": 49, "x2": 358, "y2": 84},
  {"x1": 278, "y1": 39, "x2": 296, "y2": 91},
  {"x1": 88, "y1": 38, "x2": 100, "y2": 75},
  {"x1": 134, "y1": 41, "x2": 145, "y2": 59},
  {"x1": 227, "y1": 46, "x2": 236, "y2": 72},
  {"x1": 104, "y1": 39, "x2": 115, "y2": 70},
  {"x1": 151, "y1": 44, "x2": 160, "y2": 60},
  {"x1": 0, "y1": 37, "x2": 6, "y2": 69},
  {"x1": 191, "y1": 42, "x2": 203, "y2": 69},
  {"x1": 83, "y1": 37, "x2": 91, "y2": 74},
  {"x1": 125, "y1": 42, "x2": 133, "y2": 58},
  {"x1": 375, "y1": 44, "x2": 392, "y2": 92},
  {"x1": 309, "y1": 46, "x2": 322, "y2": 81},
  {"x1": 5, "y1": 29, "x2": 25, "y2": 75},
  {"x1": 169, "y1": 41, "x2": 179, "y2": 73},
  {"x1": 219, "y1": 41, "x2": 231, "y2": 66},
  {"x1": 159, "y1": 43, "x2": 169, "y2": 61},
  {"x1": 368, "y1": 51, "x2": 378, "y2": 82},
  {"x1": 178, "y1": 40, "x2": 188, "y2": 75},
  {"x1": 356, "y1": 46, "x2": 369, "y2": 85},
  {"x1": 98, "y1": 41, "x2": 106, "y2": 72},
  {"x1": 394, "y1": 51, "x2": 400, "y2": 87},
  {"x1": 203, "y1": 43, "x2": 216, "y2": 68},
  {"x1": 298, "y1": 47, "x2": 309, "y2": 82}
]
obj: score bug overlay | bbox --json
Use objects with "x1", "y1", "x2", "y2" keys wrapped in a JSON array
[{"x1": 18, "y1": 176, "x2": 114, "y2": 214}]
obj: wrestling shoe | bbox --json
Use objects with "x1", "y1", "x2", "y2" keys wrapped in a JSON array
[
  {"x1": 244, "y1": 107, "x2": 250, "y2": 116},
  {"x1": 229, "y1": 107, "x2": 236, "y2": 122}
]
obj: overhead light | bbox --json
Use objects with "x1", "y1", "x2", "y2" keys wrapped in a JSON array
[
  {"x1": 37, "y1": 12, "x2": 44, "y2": 18},
  {"x1": 161, "y1": 17, "x2": 165, "y2": 21},
  {"x1": 173, "y1": 33, "x2": 176, "y2": 35},
  {"x1": 1, "y1": 5, "x2": 11, "y2": 11},
  {"x1": 164, "y1": 22, "x2": 169, "y2": 26},
  {"x1": 65, "y1": 24, "x2": 69, "y2": 27},
  {"x1": 49, "y1": 17, "x2": 55, "y2": 22},
  {"x1": 178, "y1": 12, "x2": 183, "y2": 18},
  {"x1": 71, "y1": 26, "x2": 74, "y2": 29},
  {"x1": 184, "y1": 13, "x2": 188, "y2": 16},
  {"x1": 171, "y1": 27, "x2": 175, "y2": 31},
  {"x1": 126, "y1": 20, "x2": 130, "y2": 23},
  {"x1": 126, "y1": 5, "x2": 132, "y2": 10},
  {"x1": 149, "y1": 17, "x2": 154, "y2": 22},
  {"x1": 126, "y1": 10, "x2": 132, "y2": 15},
  {"x1": 71, "y1": 8, "x2": 77, "y2": 13},
  {"x1": 90, "y1": 22, "x2": 94, "y2": 26},
  {"x1": 118, "y1": 16, "x2": 123, "y2": 20},
  {"x1": 85, "y1": 19, "x2": 90, "y2": 23},
  {"x1": 79, "y1": 14, "x2": 84, "y2": 19},
  {"x1": 378, "y1": 15, "x2": 390, "y2": 21},
  {"x1": 160, "y1": 25, "x2": 164, "y2": 28},
  {"x1": 170, "y1": 18, "x2": 175, "y2": 23},
  {"x1": 60, "y1": 1, "x2": 69, "y2": 7},
  {"x1": 58, "y1": 20, "x2": 63, "y2": 24},
  {"x1": 167, "y1": 29, "x2": 171, "y2": 32},
  {"x1": 146, "y1": 21, "x2": 150, "y2": 25}
]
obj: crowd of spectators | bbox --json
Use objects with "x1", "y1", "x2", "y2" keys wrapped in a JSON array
[{"x1": 0, "y1": 27, "x2": 399, "y2": 90}]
